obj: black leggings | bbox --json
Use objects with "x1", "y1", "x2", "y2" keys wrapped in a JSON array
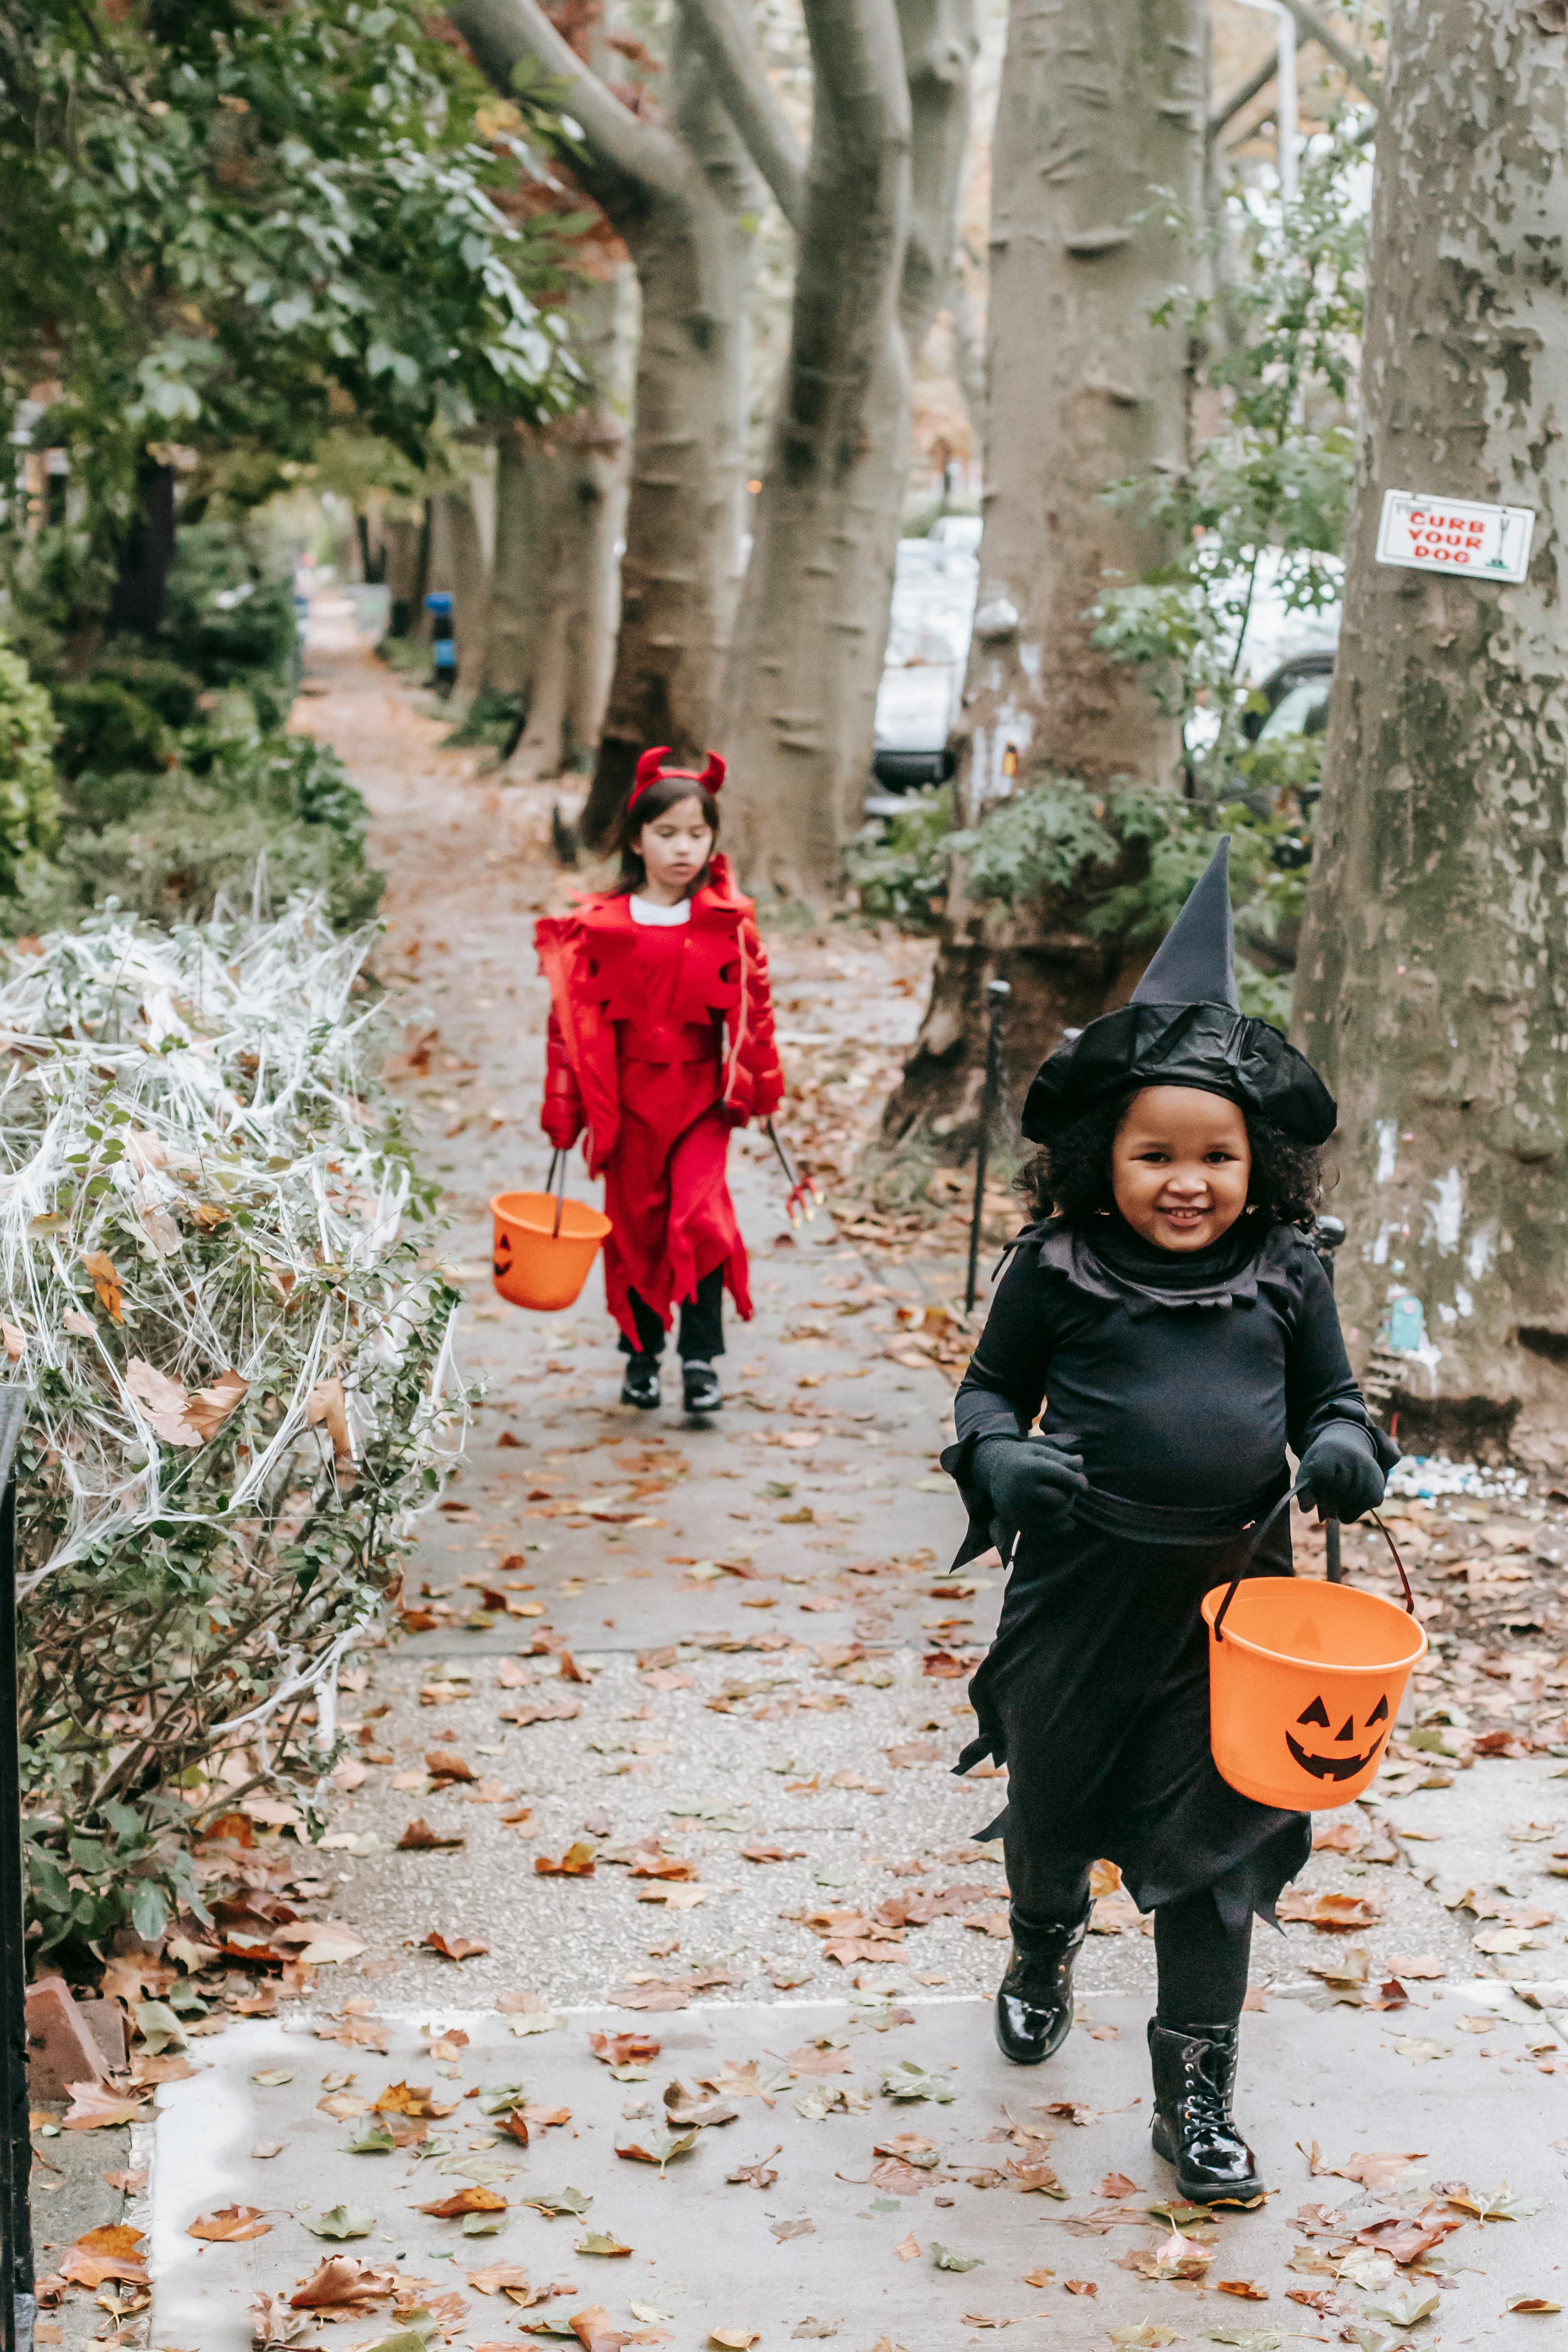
[
  {"x1": 1013, "y1": 1864, "x2": 1252, "y2": 2028},
  {"x1": 623, "y1": 1267, "x2": 724, "y2": 1362}
]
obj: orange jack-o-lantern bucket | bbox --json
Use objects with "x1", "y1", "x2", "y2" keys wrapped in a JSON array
[
  {"x1": 1202, "y1": 1508, "x2": 1427, "y2": 1811},
  {"x1": 491, "y1": 1155, "x2": 610, "y2": 1313}
]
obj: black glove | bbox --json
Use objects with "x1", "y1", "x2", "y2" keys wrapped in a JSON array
[
  {"x1": 973, "y1": 1433, "x2": 1086, "y2": 1530},
  {"x1": 1297, "y1": 1424, "x2": 1386, "y2": 1522}
]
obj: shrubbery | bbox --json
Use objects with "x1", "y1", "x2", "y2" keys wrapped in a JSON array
[
  {"x1": 1, "y1": 523, "x2": 382, "y2": 931},
  {"x1": 1, "y1": 902, "x2": 463, "y2": 1956}
]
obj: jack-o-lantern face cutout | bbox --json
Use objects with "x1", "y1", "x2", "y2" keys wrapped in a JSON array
[
  {"x1": 494, "y1": 1232, "x2": 513, "y2": 1277},
  {"x1": 1285, "y1": 1689, "x2": 1390, "y2": 1783}
]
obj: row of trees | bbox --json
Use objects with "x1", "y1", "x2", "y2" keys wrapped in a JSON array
[
  {"x1": 885, "y1": 0, "x2": 1568, "y2": 1466},
  {"x1": 451, "y1": 0, "x2": 978, "y2": 892}
]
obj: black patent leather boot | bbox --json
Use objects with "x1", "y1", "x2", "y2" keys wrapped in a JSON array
[
  {"x1": 1148, "y1": 2019, "x2": 1265, "y2": 2204},
  {"x1": 993, "y1": 1907, "x2": 1090, "y2": 2065}
]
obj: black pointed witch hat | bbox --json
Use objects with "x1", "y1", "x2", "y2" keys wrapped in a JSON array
[{"x1": 1019, "y1": 837, "x2": 1336, "y2": 1146}]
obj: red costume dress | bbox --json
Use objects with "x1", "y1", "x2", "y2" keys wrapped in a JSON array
[{"x1": 535, "y1": 855, "x2": 784, "y2": 1350}]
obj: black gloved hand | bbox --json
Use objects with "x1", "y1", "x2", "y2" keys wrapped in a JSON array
[
  {"x1": 1297, "y1": 1424, "x2": 1386, "y2": 1522},
  {"x1": 973, "y1": 1433, "x2": 1087, "y2": 1529}
]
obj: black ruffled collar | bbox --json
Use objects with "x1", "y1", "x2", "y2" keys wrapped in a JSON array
[{"x1": 1029, "y1": 1211, "x2": 1301, "y2": 1315}]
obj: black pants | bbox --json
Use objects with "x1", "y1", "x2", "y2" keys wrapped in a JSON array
[
  {"x1": 1012, "y1": 1860, "x2": 1252, "y2": 2029},
  {"x1": 622, "y1": 1267, "x2": 724, "y2": 1363}
]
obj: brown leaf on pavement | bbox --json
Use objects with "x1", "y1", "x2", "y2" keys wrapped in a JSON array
[
  {"x1": 467, "y1": 2262, "x2": 535, "y2": 2297},
  {"x1": 629, "y1": 1851, "x2": 698, "y2": 1881},
  {"x1": 894, "y1": 2234, "x2": 920, "y2": 2261},
  {"x1": 739, "y1": 1839, "x2": 805, "y2": 1864},
  {"x1": 1276, "y1": 1889, "x2": 1384, "y2": 1931},
  {"x1": 398, "y1": 1817, "x2": 465, "y2": 1851},
  {"x1": 61, "y1": 2081, "x2": 145, "y2": 2130},
  {"x1": 288, "y1": 2257, "x2": 397, "y2": 2309},
  {"x1": 573, "y1": 2304, "x2": 631, "y2": 2351},
  {"x1": 500, "y1": 1694, "x2": 582, "y2": 1726},
  {"x1": 1301, "y1": 2144, "x2": 1427, "y2": 2192},
  {"x1": 187, "y1": 2206, "x2": 273, "y2": 2241},
  {"x1": 785, "y1": 2041, "x2": 851, "y2": 2078},
  {"x1": 59, "y1": 2226, "x2": 148, "y2": 2290},
  {"x1": 1383, "y1": 1953, "x2": 1444, "y2": 1978},
  {"x1": 418, "y1": 2186, "x2": 509, "y2": 2218},
  {"x1": 727, "y1": 2147, "x2": 782, "y2": 2188},
  {"x1": 422, "y1": 1929, "x2": 490, "y2": 1961},
  {"x1": 371, "y1": 2081, "x2": 457, "y2": 2118},
  {"x1": 536, "y1": 1842, "x2": 598, "y2": 1877},
  {"x1": 315, "y1": 2004, "x2": 390, "y2": 2053},
  {"x1": 587, "y1": 2031, "x2": 661, "y2": 2068},
  {"x1": 252, "y1": 2289, "x2": 320, "y2": 2347},
  {"x1": 425, "y1": 1749, "x2": 477, "y2": 1782},
  {"x1": 1216, "y1": 2281, "x2": 1268, "y2": 2299},
  {"x1": 1064, "y1": 2280, "x2": 1098, "y2": 2296}
]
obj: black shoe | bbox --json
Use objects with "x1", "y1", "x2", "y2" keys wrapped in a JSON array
[
  {"x1": 1148, "y1": 2019, "x2": 1265, "y2": 2204},
  {"x1": 682, "y1": 1359, "x2": 722, "y2": 1414},
  {"x1": 621, "y1": 1357, "x2": 661, "y2": 1410},
  {"x1": 993, "y1": 1906, "x2": 1090, "y2": 2065}
]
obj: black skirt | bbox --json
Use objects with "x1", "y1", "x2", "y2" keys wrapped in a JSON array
[{"x1": 957, "y1": 1480, "x2": 1311, "y2": 1927}]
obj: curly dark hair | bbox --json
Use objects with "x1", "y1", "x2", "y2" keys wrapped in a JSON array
[{"x1": 1014, "y1": 1088, "x2": 1324, "y2": 1228}]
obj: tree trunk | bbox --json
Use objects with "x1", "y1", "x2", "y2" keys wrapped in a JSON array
[
  {"x1": 381, "y1": 515, "x2": 424, "y2": 637},
  {"x1": 450, "y1": 0, "x2": 762, "y2": 845},
  {"x1": 882, "y1": 0, "x2": 1206, "y2": 1149},
  {"x1": 1293, "y1": 0, "x2": 1568, "y2": 1470},
  {"x1": 108, "y1": 457, "x2": 178, "y2": 636},
  {"x1": 575, "y1": 34, "x2": 756, "y2": 834},
  {"x1": 721, "y1": 0, "x2": 933, "y2": 899},
  {"x1": 483, "y1": 268, "x2": 634, "y2": 771}
]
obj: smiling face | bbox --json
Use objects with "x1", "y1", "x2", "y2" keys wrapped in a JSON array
[
  {"x1": 1285, "y1": 1689, "x2": 1391, "y2": 1782},
  {"x1": 1111, "y1": 1085, "x2": 1252, "y2": 1253},
  {"x1": 633, "y1": 793, "x2": 715, "y2": 905}
]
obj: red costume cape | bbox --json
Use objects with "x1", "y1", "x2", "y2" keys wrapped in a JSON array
[{"x1": 535, "y1": 857, "x2": 784, "y2": 1345}]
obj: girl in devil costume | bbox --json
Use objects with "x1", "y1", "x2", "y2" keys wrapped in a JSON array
[
  {"x1": 535, "y1": 748, "x2": 783, "y2": 1414},
  {"x1": 943, "y1": 840, "x2": 1398, "y2": 2206}
]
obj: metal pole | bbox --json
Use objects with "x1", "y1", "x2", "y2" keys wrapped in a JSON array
[
  {"x1": 0, "y1": 1389, "x2": 32, "y2": 2352},
  {"x1": 1311, "y1": 1217, "x2": 1347, "y2": 1584},
  {"x1": 965, "y1": 981, "x2": 1012, "y2": 1315}
]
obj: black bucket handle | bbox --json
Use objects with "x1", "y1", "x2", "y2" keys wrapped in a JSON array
[
  {"x1": 1212, "y1": 1489, "x2": 1415, "y2": 1642},
  {"x1": 545, "y1": 1147, "x2": 567, "y2": 1240}
]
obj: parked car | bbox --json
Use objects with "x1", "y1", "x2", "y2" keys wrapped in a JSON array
[
  {"x1": 1243, "y1": 647, "x2": 1335, "y2": 744},
  {"x1": 871, "y1": 532, "x2": 979, "y2": 793}
]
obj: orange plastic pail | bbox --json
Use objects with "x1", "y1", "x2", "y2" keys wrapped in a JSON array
[
  {"x1": 1201, "y1": 1571, "x2": 1427, "y2": 1811},
  {"x1": 491, "y1": 1189, "x2": 611, "y2": 1312}
]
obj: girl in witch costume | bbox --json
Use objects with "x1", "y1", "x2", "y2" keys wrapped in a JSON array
[
  {"x1": 535, "y1": 748, "x2": 783, "y2": 1415},
  {"x1": 942, "y1": 840, "x2": 1398, "y2": 2206}
]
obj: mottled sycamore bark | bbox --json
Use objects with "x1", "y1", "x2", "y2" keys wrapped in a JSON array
[
  {"x1": 883, "y1": 0, "x2": 1205, "y2": 1148},
  {"x1": 721, "y1": 0, "x2": 976, "y2": 895},
  {"x1": 1295, "y1": 0, "x2": 1568, "y2": 1467},
  {"x1": 452, "y1": 0, "x2": 759, "y2": 844}
]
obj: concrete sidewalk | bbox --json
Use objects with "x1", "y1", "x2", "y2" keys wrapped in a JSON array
[{"x1": 149, "y1": 1988, "x2": 1567, "y2": 2350}]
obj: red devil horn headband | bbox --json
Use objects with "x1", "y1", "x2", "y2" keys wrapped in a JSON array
[{"x1": 627, "y1": 746, "x2": 726, "y2": 815}]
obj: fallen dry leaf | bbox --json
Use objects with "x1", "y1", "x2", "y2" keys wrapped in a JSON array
[
  {"x1": 398, "y1": 1818, "x2": 464, "y2": 1852},
  {"x1": 418, "y1": 2186, "x2": 508, "y2": 2219},
  {"x1": 60, "y1": 2082, "x2": 144, "y2": 2130},
  {"x1": 371, "y1": 2081, "x2": 457, "y2": 2118},
  {"x1": 894, "y1": 2233, "x2": 920, "y2": 2261},
  {"x1": 82, "y1": 1250, "x2": 124, "y2": 1322},
  {"x1": 1277, "y1": 1888, "x2": 1385, "y2": 1931},
  {"x1": 422, "y1": 1929, "x2": 490, "y2": 1961},
  {"x1": 1302, "y1": 2143, "x2": 1427, "y2": 2192},
  {"x1": 288, "y1": 2256, "x2": 397, "y2": 2309},
  {"x1": 187, "y1": 2206, "x2": 272, "y2": 2242},
  {"x1": 536, "y1": 1842, "x2": 598, "y2": 1878},
  {"x1": 726, "y1": 2147, "x2": 781, "y2": 2189},
  {"x1": 308, "y1": 1377, "x2": 352, "y2": 1460}
]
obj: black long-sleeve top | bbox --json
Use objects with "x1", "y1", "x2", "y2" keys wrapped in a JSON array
[{"x1": 949, "y1": 1216, "x2": 1394, "y2": 1520}]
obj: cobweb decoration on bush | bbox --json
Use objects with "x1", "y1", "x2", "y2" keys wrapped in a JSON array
[{"x1": 0, "y1": 896, "x2": 461, "y2": 1589}]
